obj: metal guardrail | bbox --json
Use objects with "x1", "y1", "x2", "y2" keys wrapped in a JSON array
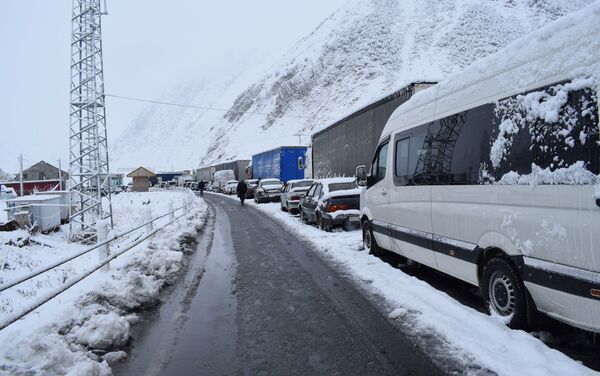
[{"x1": 0, "y1": 200, "x2": 195, "y2": 331}]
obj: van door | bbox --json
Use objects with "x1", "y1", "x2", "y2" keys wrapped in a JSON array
[
  {"x1": 365, "y1": 139, "x2": 392, "y2": 250},
  {"x1": 388, "y1": 132, "x2": 437, "y2": 268}
]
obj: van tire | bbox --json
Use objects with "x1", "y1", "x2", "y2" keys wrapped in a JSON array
[
  {"x1": 362, "y1": 221, "x2": 383, "y2": 257},
  {"x1": 481, "y1": 257, "x2": 528, "y2": 330}
]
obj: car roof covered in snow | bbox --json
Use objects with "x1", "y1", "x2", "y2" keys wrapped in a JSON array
[
  {"x1": 383, "y1": 2, "x2": 600, "y2": 137},
  {"x1": 314, "y1": 177, "x2": 356, "y2": 185},
  {"x1": 286, "y1": 179, "x2": 314, "y2": 184}
]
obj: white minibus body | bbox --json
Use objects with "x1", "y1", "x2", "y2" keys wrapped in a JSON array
[{"x1": 360, "y1": 3, "x2": 600, "y2": 332}]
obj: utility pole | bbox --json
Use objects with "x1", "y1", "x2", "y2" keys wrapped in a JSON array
[
  {"x1": 58, "y1": 159, "x2": 62, "y2": 190},
  {"x1": 68, "y1": 0, "x2": 113, "y2": 242},
  {"x1": 18, "y1": 154, "x2": 24, "y2": 196},
  {"x1": 293, "y1": 133, "x2": 306, "y2": 145}
]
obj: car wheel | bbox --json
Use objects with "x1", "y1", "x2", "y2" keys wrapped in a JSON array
[
  {"x1": 317, "y1": 213, "x2": 331, "y2": 232},
  {"x1": 362, "y1": 220, "x2": 383, "y2": 256},
  {"x1": 481, "y1": 257, "x2": 529, "y2": 329},
  {"x1": 299, "y1": 207, "x2": 307, "y2": 224}
]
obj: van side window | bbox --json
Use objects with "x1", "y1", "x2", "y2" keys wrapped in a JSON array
[
  {"x1": 377, "y1": 142, "x2": 389, "y2": 182},
  {"x1": 395, "y1": 138, "x2": 410, "y2": 184}
]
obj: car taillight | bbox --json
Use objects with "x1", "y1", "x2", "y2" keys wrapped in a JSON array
[
  {"x1": 326, "y1": 203, "x2": 350, "y2": 212},
  {"x1": 291, "y1": 195, "x2": 301, "y2": 200}
]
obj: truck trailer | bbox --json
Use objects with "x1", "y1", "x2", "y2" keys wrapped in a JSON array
[
  {"x1": 251, "y1": 146, "x2": 307, "y2": 183},
  {"x1": 311, "y1": 82, "x2": 435, "y2": 178},
  {"x1": 213, "y1": 160, "x2": 250, "y2": 181}
]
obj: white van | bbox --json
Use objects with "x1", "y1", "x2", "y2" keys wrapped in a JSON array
[{"x1": 358, "y1": 4, "x2": 600, "y2": 332}]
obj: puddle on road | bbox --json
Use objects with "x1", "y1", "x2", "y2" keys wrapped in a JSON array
[{"x1": 112, "y1": 203, "x2": 238, "y2": 376}]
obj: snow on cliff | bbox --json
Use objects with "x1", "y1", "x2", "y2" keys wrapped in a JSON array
[{"x1": 111, "y1": 0, "x2": 593, "y2": 170}]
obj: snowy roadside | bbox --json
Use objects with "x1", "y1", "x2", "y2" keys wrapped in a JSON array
[
  {"x1": 0, "y1": 190, "x2": 208, "y2": 375},
  {"x1": 241, "y1": 198, "x2": 596, "y2": 376}
]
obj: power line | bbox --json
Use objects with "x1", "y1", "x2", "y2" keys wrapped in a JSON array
[{"x1": 104, "y1": 93, "x2": 336, "y2": 121}]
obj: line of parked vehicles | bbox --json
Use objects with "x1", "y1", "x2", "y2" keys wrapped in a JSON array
[{"x1": 211, "y1": 176, "x2": 362, "y2": 232}]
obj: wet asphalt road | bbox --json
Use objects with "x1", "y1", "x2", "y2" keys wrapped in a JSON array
[{"x1": 113, "y1": 193, "x2": 442, "y2": 376}]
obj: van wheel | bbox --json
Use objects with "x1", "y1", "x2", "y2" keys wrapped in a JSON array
[
  {"x1": 481, "y1": 258, "x2": 528, "y2": 329},
  {"x1": 362, "y1": 221, "x2": 383, "y2": 257}
]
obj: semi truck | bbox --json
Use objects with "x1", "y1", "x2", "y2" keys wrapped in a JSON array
[
  {"x1": 311, "y1": 82, "x2": 435, "y2": 178},
  {"x1": 251, "y1": 146, "x2": 307, "y2": 183}
]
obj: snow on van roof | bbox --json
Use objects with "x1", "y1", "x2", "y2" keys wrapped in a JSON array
[{"x1": 384, "y1": 2, "x2": 600, "y2": 136}]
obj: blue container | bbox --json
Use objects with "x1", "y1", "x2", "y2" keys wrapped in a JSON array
[{"x1": 252, "y1": 146, "x2": 307, "y2": 183}]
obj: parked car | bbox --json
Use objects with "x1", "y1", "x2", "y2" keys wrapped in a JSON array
[
  {"x1": 280, "y1": 179, "x2": 313, "y2": 213},
  {"x1": 298, "y1": 178, "x2": 361, "y2": 231},
  {"x1": 357, "y1": 14, "x2": 600, "y2": 334},
  {"x1": 224, "y1": 180, "x2": 238, "y2": 195},
  {"x1": 254, "y1": 178, "x2": 283, "y2": 203},
  {"x1": 244, "y1": 179, "x2": 259, "y2": 198}
]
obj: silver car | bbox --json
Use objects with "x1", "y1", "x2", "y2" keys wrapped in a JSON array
[{"x1": 280, "y1": 179, "x2": 313, "y2": 214}]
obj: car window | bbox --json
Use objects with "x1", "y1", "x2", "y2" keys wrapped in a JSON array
[
  {"x1": 307, "y1": 184, "x2": 316, "y2": 197},
  {"x1": 329, "y1": 182, "x2": 357, "y2": 192},
  {"x1": 292, "y1": 181, "x2": 313, "y2": 188},
  {"x1": 314, "y1": 184, "x2": 322, "y2": 198}
]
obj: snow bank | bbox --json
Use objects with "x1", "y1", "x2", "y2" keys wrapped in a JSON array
[
  {"x1": 247, "y1": 200, "x2": 596, "y2": 376},
  {"x1": 0, "y1": 190, "x2": 208, "y2": 375}
]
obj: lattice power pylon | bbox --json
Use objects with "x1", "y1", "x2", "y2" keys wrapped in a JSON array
[{"x1": 69, "y1": 0, "x2": 113, "y2": 243}]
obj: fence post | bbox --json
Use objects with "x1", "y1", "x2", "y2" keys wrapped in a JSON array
[
  {"x1": 145, "y1": 206, "x2": 153, "y2": 234},
  {"x1": 169, "y1": 201, "x2": 174, "y2": 221},
  {"x1": 97, "y1": 220, "x2": 110, "y2": 271}
]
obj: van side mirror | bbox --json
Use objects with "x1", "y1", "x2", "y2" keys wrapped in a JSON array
[{"x1": 356, "y1": 165, "x2": 367, "y2": 186}]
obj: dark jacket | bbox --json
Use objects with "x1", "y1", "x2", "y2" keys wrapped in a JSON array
[{"x1": 236, "y1": 181, "x2": 248, "y2": 195}]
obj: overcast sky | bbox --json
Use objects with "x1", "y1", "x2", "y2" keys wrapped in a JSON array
[{"x1": 0, "y1": 0, "x2": 347, "y2": 173}]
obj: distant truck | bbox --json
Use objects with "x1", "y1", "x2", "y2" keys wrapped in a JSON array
[
  {"x1": 212, "y1": 170, "x2": 235, "y2": 193},
  {"x1": 213, "y1": 160, "x2": 250, "y2": 181},
  {"x1": 251, "y1": 146, "x2": 307, "y2": 183}
]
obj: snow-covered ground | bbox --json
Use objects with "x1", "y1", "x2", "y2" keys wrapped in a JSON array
[
  {"x1": 0, "y1": 190, "x2": 208, "y2": 375},
  {"x1": 244, "y1": 199, "x2": 597, "y2": 376}
]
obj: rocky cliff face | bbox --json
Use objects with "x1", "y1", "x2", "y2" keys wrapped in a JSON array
[{"x1": 111, "y1": 0, "x2": 592, "y2": 170}]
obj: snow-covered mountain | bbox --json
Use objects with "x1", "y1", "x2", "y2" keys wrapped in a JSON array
[{"x1": 111, "y1": 0, "x2": 593, "y2": 170}]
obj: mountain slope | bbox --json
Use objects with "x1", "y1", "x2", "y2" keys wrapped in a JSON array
[{"x1": 111, "y1": 0, "x2": 593, "y2": 170}]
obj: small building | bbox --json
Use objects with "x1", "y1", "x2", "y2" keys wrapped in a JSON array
[
  {"x1": 127, "y1": 167, "x2": 155, "y2": 192},
  {"x1": 5, "y1": 161, "x2": 69, "y2": 194},
  {"x1": 18, "y1": 160, "x2": 68, "y2": 183}
]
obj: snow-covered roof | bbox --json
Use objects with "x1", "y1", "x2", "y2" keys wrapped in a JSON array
[
  {"x1": 383, "y1": 2, "x2": 600, "y2": 136},
  {"x1": 315, "y1": 177, "x2": 356, "y2": 184},
  {"x1": 286, "y1": 179, "x2": 313, "y2": 184},
  {"x1": 7, "y1": 194, "x2": 61, "y2": 202}
]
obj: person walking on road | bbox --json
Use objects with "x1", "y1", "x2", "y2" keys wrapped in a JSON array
[
  {"x1": 198, "y1": 180, "x2": 206, "y2": 197},
  {"x1": 236, "y1": 180, "x2": 248, "y2": 205}
]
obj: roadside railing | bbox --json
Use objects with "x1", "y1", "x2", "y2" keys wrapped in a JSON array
[{"x1": 0, "y1": 199, "x2": 195, "y2": 331}]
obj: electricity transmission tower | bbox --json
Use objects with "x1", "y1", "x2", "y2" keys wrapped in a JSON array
[{"x1": 69, "y1": 0, "x2": 113, "y2": 243}]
